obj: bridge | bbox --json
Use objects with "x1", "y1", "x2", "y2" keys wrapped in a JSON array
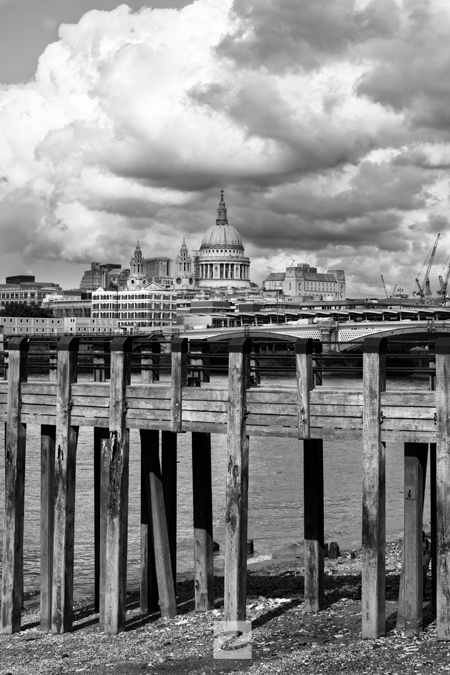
[{"x1": 179, "y1": 318, "x2": 450, "y2": 350}]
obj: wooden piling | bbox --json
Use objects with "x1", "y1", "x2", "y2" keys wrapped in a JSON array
[
  {"x1": 361, "y1": 337, "x2": 386, "y2": 639},
  {"x1": 435, "y1": 338, "x2": 450, "y2": 640},
  {"x1": 141, "y1": 338, "x2": 160, "y2": 384},
  {"x1": 140, "y1": 429, "x2": 159, "y2": 613},
  {"x1": 162, "y1": 431, "x2": 177, "y2": 584},
  {"x1": 51, "y1": 336, "x2": 79, "y2": 634},
  {"x1": 40, "y1": 424, "x2": 56, "y2": 631},
  {"x1": 103, "y1": 337, "x2": 132, "y2": 634},
  {"x1": 171, "y1": 337, "x2": 187, "y2": 432},
  {"x1": 403, "y1": 443, "x2": 427, "y2": 634},
  {"x1": 1, "y1": 337, "x2": 28, "y2": 634},
  {"x1": 224, "y1": 337, "x2": 251, "y2": 623},
  {"x1": 296, "y1": 338, "x2": 313, "y2": 439},
  {"x1": 430, "y1": 442, "x2": 437, "y2": 614},
  {"x1": 192, "y1": 432, "x2": 214, "y2": 611},
  {"x1": 93, "y1": 341, "x2": 109, "y2": 383},
  {"x1": 94, "y1": 427, "x2": 110, "y2": 614},
  {"x1": 303, "y1": 439, "x2": 324, "y2": 612}
]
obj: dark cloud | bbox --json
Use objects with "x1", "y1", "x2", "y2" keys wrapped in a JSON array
[{"x1": 217, "y1": 0, "x2": 399, "y2": 73}]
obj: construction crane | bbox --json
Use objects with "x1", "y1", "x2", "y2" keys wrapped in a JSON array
[
  {"x1": 380, "y1": 274, "x2": 389, "y2": 298},
  {"x1": 438, "y1": 255, "x2": 450, "y2": 299},
  {"x1": 415, "y1": 233, "x2": 440, "y2": 302}
]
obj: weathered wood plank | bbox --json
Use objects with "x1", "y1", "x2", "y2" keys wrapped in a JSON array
[
  {"x1": 381, "y1": 407, "x2": 436, "y2": 419},
  {"x1": 1, "y1": 337, "x2": 28, "y2": 634},
  {"x1": 40, "y1": 424, "x2": 56, "y2": 631},
  {"x1": 21, "y1": 394, "x2": 56, "y2": 405},
  {"x1": 311, "y1": 416, "x2": 363, "y2": 429},
  {"x1": 192, "y1": 432, "x2": 214, "y2": 611},
  {"x1": 310, "y1": 404, "x2": 363, "y2": 417},
  {"x1": 246, "y1": 390, "x2": 297, "y2": 405},
  {"x1": 246, "y1": 403, "x2": 298, "y2": 416},
  {"x1": 52, "y1": 337, "x2": 79, "y2": 635},
  {"x1": 296, "y1": 339, "x2": 313, "y2": 439},
  {"x1": 182, "y1": 400, "x2": 228, "y2": 413},
  {"x1": 141, "y1": 339, "x2": 160, "y2": 383},
  {"x1": 21, "y1": 405, "x2": 57, "y2": 416},
  {"x1": 99, "y1": 435, "x2": 109, "y2": 629},
  {"x1": 400, "y1": 443, "x2": 427, "y2": 635},
  {"x1": 310, "y1": 391, "x2": 363, "y2": 405},
  {"x1": 435, "y1": 339, "x2": 450, "y2": 640},
  {"x1": 149, "y1": 443, "x2": 177, "y2": 618},
  {"x1": 127, "y1": 384, "x2": 171, "y2": 399},
  {"x1": 304, "y1": 439, "x2": 324, "y2": 613},
  {"x1": 127, "y1": 398, "x2": 172, "y2": 410},
  {"x1": 21, "y1": 382, "x2": 56, "y2": 395},
  {"x1": 361, "y1": 338, "x2": 386, "y2": 639},
  {"x1": 140, "y1": 429, "x2": 159, "y2": 613},
  {"x1": 70, "y1": 406, "x2": 109, "y2": 418},
  {"x1": 103, "y1": 337, "x2": 131, "y2": 635},
  {"x1": 380, "y1": 419, "x2": 436, "y2": 431},
  {"x1": 71, "y1": 383, "x2": 109, "y2": 396},
  {"x1": 246, "y1": 425, "x2": 299, "y2": 438},
  {"x1": 224, "y1": 337, "x2": 251, "y2": 623},
  {"x1": 181, "y1": 422, "x2": 227, "y2": 435},
  {"x1": 70, "y1": 416, "x2": 109, "y2": 428},
  {"x1": 71, "y1": 396, "x2": 110, "y2": 407},
  {"x1": 182, "y1": 411, "x2": 228, "y2": 424},
  {"x1": 381, "y1": 391, "x2": 436, "y2": 406},
  {"x1": 182, "y1": 387, "x2": 228, "y2": 402},
  {"x1": 245, "y1": 414, "x2": 297, "y2": 427}
]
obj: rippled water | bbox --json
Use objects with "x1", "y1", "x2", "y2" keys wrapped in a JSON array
[{"x1": 0, "y1": 371, "x2": 432, "y2": 601}]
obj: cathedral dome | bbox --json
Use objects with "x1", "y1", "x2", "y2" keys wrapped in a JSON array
[{"x1": 200, "y1": 190, "x2": 244, "y2": 250}]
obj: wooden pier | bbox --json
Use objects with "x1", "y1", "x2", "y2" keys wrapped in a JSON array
[{"x1": 0, "y1": 334, "x2": 448, "y2": 639}]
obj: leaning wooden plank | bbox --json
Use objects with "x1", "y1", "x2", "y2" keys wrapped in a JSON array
[
  {"x1": 103, "y1": 337, "x2": 132, "y2": 635},
  {"x1": 162, "y1": 431, "x2": 177, "y2": 585},
  {"x1": 94, "y1": 427, "x2": 109, "y2": 616},
  {"x1": 51, "y1": 337, "x2": 79, "y2": 635},
  {"x1": 149, "y1": 445, "x2": 177, "y2": 618},
  {"x1": 40, "y1": 424, "x2": 56, "y2": 631},
  {"x1": 1, "y1": 338, "x2": 28, "y2": 634},
  {"x1": 140, "y1": 430, "x2": 159, "y2": 613},
  {"x1": 225, "y1": 337, "x2": 251, "y2": 623},
  {"x1": 435, "y1": 338, "x2": 450, "y2": 640},
  {"x1": 361, "y1": 338, "x2": 386, "y2": 639}
]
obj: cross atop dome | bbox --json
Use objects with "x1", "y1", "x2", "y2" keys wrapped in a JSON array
[{"x1": 216, "y1": 189, "x2": 228, "y2": 225}]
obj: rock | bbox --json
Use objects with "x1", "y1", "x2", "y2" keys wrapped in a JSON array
[{"x1": 329, "y1": 542, "x2": 340, "y2": 559}]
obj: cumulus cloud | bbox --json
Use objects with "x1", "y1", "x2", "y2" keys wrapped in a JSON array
[{"x1": 0, "y1": 0, "x2": 449, "y2": 294}]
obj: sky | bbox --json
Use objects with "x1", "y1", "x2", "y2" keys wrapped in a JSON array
[{"x1": 0, "y1": 0, "x2": 450, "y2": 297}]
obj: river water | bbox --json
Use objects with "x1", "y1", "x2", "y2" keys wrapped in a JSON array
[{"x1": 0, "y1": 371, "x2": 431, "y2": 601}]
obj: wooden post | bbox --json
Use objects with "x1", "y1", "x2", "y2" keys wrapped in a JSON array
[
  {"x1": 397, "y1": 444, "x2": 428, "y2": 631},
  {"x1": 224, "y1": 337, "x2": 251, "y2": 623},
  {"x1": 361, "y1": 337, "x2": 386, "y2": 639},
  {"x1": 171, "y1": 337, "x2": 187, "y2": 432},
  {"x1": 40, "y1": 424, "x2": 56, "y2": 631},
  {"x1": 140, "y1": 429, "x2": 159, "y2": 613},
  {"x1": 162, "y1": 430, "x2": 177, "y2": 584},
  {"x1": 431, "y1": 442, "x2": 437, "y2": 614},
  {"x1": 94, "y1": 427, "x2": 110, "y2": 614},
  {"x1": 303, "y1": 439, "x2": 324, "y2": 612},
  {"x1": 103, "y1": 336, "x2": 132, "y2": 634},
  {"x1": 94, "y1": 341, "x2": 109, "y2": 382},
  {"x1": 250, "y1": 343, "x2": 261, "y2": 386},
  {"x1": 141, "y1": 338, "x2": 160, "y2": 384},
  {"x1": 192, "y1": 432, "x2": 214, "y2": 611},
  {"x1": 403, "y1": 443, "x2": 427, "y2": 634},
  {"x1": 313, "y1": 342, "x2": 323, "y2": 387},
  {"x1": 51, "y1": 336, "x2": 79, "y2": 634},
  {"x1": 1, "y1": 337, "x2": 28, "y2": 634},
  {"x1": 296, "y1": 338, "x2": 313, "y2": 439},
  {"x1": 435, "y1": 338, "x2": 450, "y2": 639},
  {"x1": 149, "y1": 439, "x2": 177, "y2": 618}
]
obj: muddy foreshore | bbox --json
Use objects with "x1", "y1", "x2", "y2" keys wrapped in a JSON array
[{"x1": 1, "y1": 540, "x2": 449, "y2": 675}]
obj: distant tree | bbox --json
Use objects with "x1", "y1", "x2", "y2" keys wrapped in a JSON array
[{"x1": 0, "y1": 302, "x2": 54, "y2": 318}]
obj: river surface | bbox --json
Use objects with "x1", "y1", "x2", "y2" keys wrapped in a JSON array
[{"x1": 0, "y1": 371, "x2": 431, "y2": 601}]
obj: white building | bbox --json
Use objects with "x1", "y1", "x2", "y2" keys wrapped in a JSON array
[
  {"x1": 263, "y1": 263, "x2": 346, "y2": 301},
  {"x1": 92, "y1": 242, "x2": 177, "y2": 331}
]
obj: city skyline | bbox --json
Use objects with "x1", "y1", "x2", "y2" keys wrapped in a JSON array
[{"x1": 0, "y1": 0, "x2": 449, "y2": 297}]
